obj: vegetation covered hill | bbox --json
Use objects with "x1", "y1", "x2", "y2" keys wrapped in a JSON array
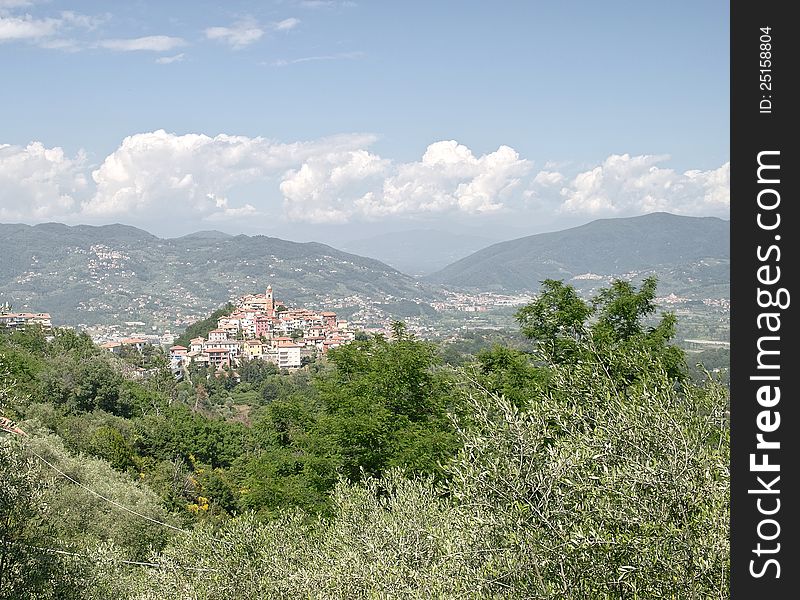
[
  {"x1": 426, "y1": 212, "x2": 730, "y2": 297},
  {"x1": 0, "y1": 223, "x2": 438, "y2": 328},
  {"x1": 0, "y1": 278, "x2": 729, "y2": 598}
]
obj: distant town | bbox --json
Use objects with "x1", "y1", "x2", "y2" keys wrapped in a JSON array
[
  {"x1": 98, "y1": 285, "x2": 354, "y2": 371},
  {"x1": 2, "y1": 277, "x2": 731, "y2": 371}
]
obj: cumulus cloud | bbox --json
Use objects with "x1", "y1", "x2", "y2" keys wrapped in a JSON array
[
  {"x1": 281, "y1": 150, "x2": 390, "y2": 223},
  {"x1": 0, "y1": 131, "x2": 729, "y2": 229},
  {"x1": 375, "y1": 142, "x2": 530, "y2": 217},
  {"x1": 0, "y1": 142, "x2": 87, "y2": 221},
  {"x1": 280, "y1": 140, "x2": 532, "y2": 223},
  {"x1": 82, "y1": 129, "x2": 377, "y2": 222},
  {"x1": 204, "y1": 194, "x2": 259, "y2": 221},
  {"x1": 205, "y1": 19, "x2": 263, "y2": 49},
  {"x1": 532, "y1": 170, "x2": 565, "y2": 186},
  {"x1": 554, "y1": 154, "x2": 729, "y2": 217},
  {"x1": 97, "y1": 35, "x2": 186, "y2": 52}
]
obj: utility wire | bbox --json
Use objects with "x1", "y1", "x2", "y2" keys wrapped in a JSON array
[
  {"x1": 27, "y1": 445, "x2": 197, "y2": 537},
  {"x1": 14, "y1": 436, "x2": 231, "y2": 546},
  {"x1": 23, "y1": 544, "x2": 218, "y2": 572}
]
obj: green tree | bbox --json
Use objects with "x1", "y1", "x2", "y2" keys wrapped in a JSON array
[
  {"x1": 314, "y1": 325, "x2": 458, "y2": 481},
  {"x1": 174, "y1": 303, "x2": 235, "y2": 348},
  {"x1": 516, "y1": 277, "x2": 686, "y2": 385},
  {"x1": 515, "y1": 279, "x2": 592, "y2": 362},
  {"x1": 590, "y1": 276, "x2": 686, "y2": 383},
  {"x1": 0, "y1": 438, "x2": 89, "y2": 600}
]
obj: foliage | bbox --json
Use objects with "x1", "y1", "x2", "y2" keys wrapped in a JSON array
[
  {"x1": 0, "y1": 437, "x2": 89, "y2": 600},
  {"x1": 515, "y1": 279, "x2": 591, "y2": 362},
  {"x1": 92, "y1": 352, "x2": 729, "y2": 598},
  {"x1": 313, "y1": 324, "x2": 459, "y2": 481},
  {"x1": 0, "y1": 276, "x2": 730, "y2": 596},
  {"x1": 515, "y1": 276, "x2": 687, "y2": 384},
  {"x1": 173, "y1": 303, "x2": 235, "y2": 348},
  {"x1": 447, "y1": 351, "x2": 729, "y2": 598}
]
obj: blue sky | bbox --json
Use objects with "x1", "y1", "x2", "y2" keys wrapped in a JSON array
[{"x1": 0, "y1": 0, "x2": 729, "y2": 242}]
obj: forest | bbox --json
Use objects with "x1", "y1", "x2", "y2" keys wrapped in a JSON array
[{"x1": 0, "y1": 277, "x2": 729, "y2": 599}]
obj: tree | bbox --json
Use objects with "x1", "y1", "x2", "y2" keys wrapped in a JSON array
[
  {"x1": 473, "y1": 345, "x2": 544, "y2": 408},
  {"x1": 313, "y1": 326, "x2": 458, "y2": 482},
  {"x1": 590, "y1": 276, "x2": 686, "y2": 383},
  {"x1": 174, "y1": 303, "x2": 235, "y2": 348},
  {"x1": 446, "y1": 352, "x2": 729, "y2": 598},
  {"x1": 515, "y1": 279, "x2": 592, "y2": 362},
  {"x1": 515, "y1": 277, "x2": 686, "y2": 385},
  {"x1": 0, "y1": 438, "x2": 87, "y2": 599}
]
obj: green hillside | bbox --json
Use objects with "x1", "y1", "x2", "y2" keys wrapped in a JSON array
[
  {"x1": 426, "y1": 213, "x2": 730, "y2": 296},
  {"x1": 0, "y1": 223, "x2": 437, "y2": 328}
]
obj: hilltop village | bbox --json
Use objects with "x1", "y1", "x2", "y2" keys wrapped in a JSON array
[{"x1": 101, "y1": 285, "x2": 354, "y2": 371}]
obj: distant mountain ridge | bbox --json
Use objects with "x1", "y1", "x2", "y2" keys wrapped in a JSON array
[
  {"x1": 0, "y1": 222, "x2": 437, "y2": 328},
  {"x1": 0, "y1": 213, "x2": 730, "y2": 331},
  {"x1": 426, "y1": 213, "x2": 730, "y2": 296},
  {"x1": 341, "y1": 229, "x2": 497, "y2": 276}
]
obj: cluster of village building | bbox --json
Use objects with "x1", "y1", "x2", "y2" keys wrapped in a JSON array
[
  {"x1": 0, "y1": 308, "x2": 52, "y2": 331},
  {"x1": 164, "y1": 285, "x2": 353, "y2": 371}
]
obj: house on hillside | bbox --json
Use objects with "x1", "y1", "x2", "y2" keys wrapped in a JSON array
[{"x1": 0, "y1": 311, "x2": 52, "y2": 332}]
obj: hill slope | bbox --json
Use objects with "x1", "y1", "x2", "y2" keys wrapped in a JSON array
[
  {"x1": 426, "y1": 213, "x2": 730, "y2": 296},
  {"x1": 0, "y1": 223, "x2": 436, "y2": 328}
]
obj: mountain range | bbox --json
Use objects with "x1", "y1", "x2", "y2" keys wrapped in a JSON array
[
  {"x1": 426, "y1": 212, "x2": 730, "y2": 297},
  {"x1": 0, "y1": 223, "x2": 435, "y2": 328},
  {"x1": 0, "y1": 213, "x2": 729, "y2": 330}
]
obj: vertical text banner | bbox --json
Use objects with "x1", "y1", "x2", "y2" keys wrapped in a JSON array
[{"x1": 731, "y1": 1, "x2": 798, "y2": 597}]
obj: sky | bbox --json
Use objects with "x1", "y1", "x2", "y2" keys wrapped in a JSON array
[{"x1": 0, "y1": 0, "x2": 730, "y2": 244}]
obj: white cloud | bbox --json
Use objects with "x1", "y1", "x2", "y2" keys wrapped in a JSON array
[
  {"x1": 98, "y1": 35, "x2": 186, "y2": 52},
  {"x1": 271, "y1": 51, "x2": 362, "y2": 67},
  {"x1": 205, "y1": 19, "x2": 263, "y2": 49},
  {"x1": 83, "y1": 129, "x2": 377, "y2": 223},
  {"x1": 0, "y1": 142, "x2": 87, "y2": 221},
  {"x1": 0, "y1": 9, "x2": 104, "y2": 46},
  {"x1": 58, "y1": 10, "x2": 104, "y2": 31},
  {"x1": 532, "y1": 170, "x2": 565, "y2": 186},
  {"x1": 0, "y1": 14, "x2": 59, "y2": 40},
  {"x1": 155, "y1": 52, "x2": 185, "y2": 64},
  {"x1": 0, "y1": 131, "x2": 729, "y2": 229},
  {"x1": 298, "y1": 1, "x2": 357, "y2": 8},
  {"x1": 280, "y1": 140, "x2": 532, "y2": 223},
  {"x1": 557, "y1": 154, "x2": 730, "y2": 217},
  {"x1": 204, "y1": 194, "x2": 259, "y2": 221},
  {"x1": 273, "y1": 17, "x2": 300, "y2": 31},
  {"x1": 37, "y1": 37, "x2": 80, "y2": 51},
  {"x1": 281, "y1": 150, "x2": 390, "y2": 223}
]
